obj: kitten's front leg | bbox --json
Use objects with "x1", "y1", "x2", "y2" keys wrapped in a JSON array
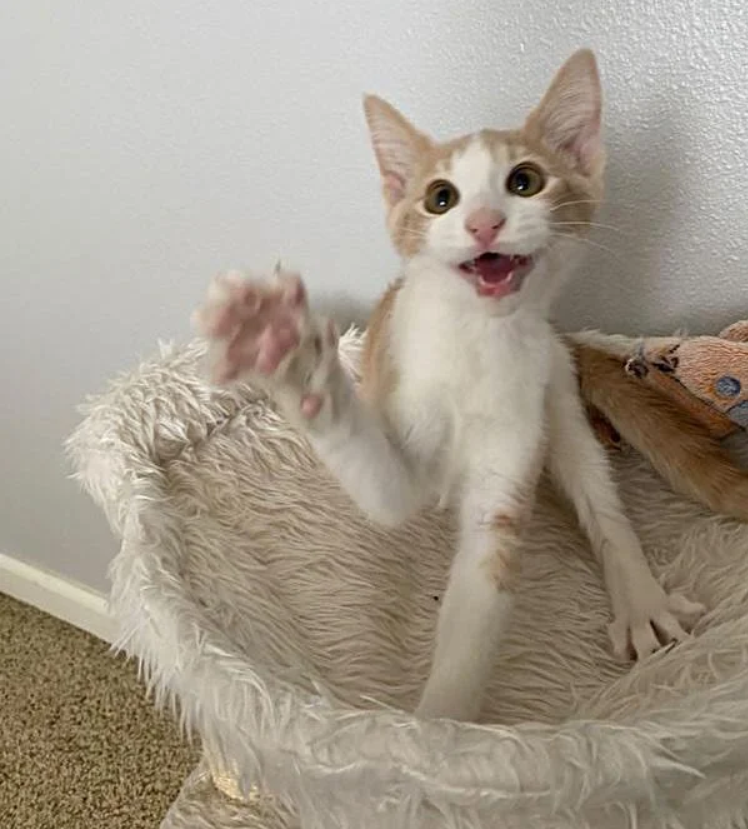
[
  {"x1": 193, "y1": 268, "x2": 423, "y2": 527},
  {"x1": 548, "y1": 340, "x2": 705, "y2": 660},
  {"x1": 416, "y1": 435, "x2": 543, "y2": 722}
]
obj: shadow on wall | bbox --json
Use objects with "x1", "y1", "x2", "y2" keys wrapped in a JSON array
[
  {"x1": 558, "y1": 88, "x2": 689, "y2": 335},
  {"x1": 313, "y1": 291, "x2": 373, "y2": 332},
  {"x1": 562, "y1": 78, "x2": 748, "y2": 337}
]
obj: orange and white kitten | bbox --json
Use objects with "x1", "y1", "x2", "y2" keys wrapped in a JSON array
[{"x1": 193, "y1": 50, "x2": 704, "y2": 722}]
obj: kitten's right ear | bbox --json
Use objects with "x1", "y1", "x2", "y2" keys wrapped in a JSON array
[{"x1": 363, "y1": 95, "x2": 431, "y2": 207}]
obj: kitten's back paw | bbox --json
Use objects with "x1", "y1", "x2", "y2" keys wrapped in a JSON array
[{"x1": 608, "y1": 589, "x2": 706, "y2": 662}]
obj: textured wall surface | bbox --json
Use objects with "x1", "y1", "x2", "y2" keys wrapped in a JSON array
[{"x1": 2, "y1": 1, "x2": 748, "y2": 590}]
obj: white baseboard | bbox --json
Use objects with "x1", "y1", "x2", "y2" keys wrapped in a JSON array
[{"x1": 0, "y1": 552, "x2": 115, "y2": 643}]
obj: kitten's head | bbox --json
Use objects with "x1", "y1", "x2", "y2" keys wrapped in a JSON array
[{"x1": 363, "y1": 49, "x2": 604, "y2": 307}]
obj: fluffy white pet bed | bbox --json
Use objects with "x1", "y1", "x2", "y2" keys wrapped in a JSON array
[{"x1": 68, "y1": 329, "x2": 748, "y2": 829}]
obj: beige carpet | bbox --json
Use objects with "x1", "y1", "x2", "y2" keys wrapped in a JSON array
[{"x1": 0, "y1": 593, "x2": 199, "y2": 829}]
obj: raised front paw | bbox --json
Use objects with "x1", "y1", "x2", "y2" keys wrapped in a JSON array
[
  {"x1": 608, "y1": 586, "x2": 706, "y2": 662},
  {"x1": 192, "y1": 267, "x2": 341, "y2": 423}
]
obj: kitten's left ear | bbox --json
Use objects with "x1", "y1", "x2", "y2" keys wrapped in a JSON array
[
  {"x1": 363, "y1": 95, "x2": 432, "y2": 207},
  {"x1": 524, "y1": 49, "x2": 603, "y2": 175}
]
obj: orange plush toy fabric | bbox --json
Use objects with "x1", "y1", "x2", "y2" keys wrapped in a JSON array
[
  {"x1": 624, "y1": 321, "x2": 748, "y2": 440},
  {"x1": 573, "y1": 322, "x2": 748, "y2": 525}
]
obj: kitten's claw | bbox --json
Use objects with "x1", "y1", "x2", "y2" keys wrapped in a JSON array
[
  {"x1": 608, "y1": 589, "x2": 706, "y2": 662},
  {"x1": 193, "y1": 268, "x2": 341, "y2": 425}
]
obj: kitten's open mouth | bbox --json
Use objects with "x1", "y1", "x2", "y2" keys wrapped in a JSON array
[{"x1": 458, "y1": 252, "x2": 533, "y2": 298}]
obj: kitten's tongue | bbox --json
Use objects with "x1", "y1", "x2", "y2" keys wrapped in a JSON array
[
  {"x1": 459, "y1": 252, "x2": 528, "y2": 298},
  {"x1": 472, "y1": 253, "x2": 515, "y2": 283}
]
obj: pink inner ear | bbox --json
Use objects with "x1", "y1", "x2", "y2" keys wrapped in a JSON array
[
  {"x1": 561, "y1": 118, "x2": 601, "y2": 172},
  {"x1": 383, "y1": 172, "x2": 406, "y2": 204}
]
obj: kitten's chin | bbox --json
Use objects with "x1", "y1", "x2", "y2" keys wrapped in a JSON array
[{"x1": 456, "y1": 252, "x2": 535, "y2": 300}]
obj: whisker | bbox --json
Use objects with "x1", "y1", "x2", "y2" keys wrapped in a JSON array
[
  {"x1": 554, "y1": 221, "x2": 626, "y2": 234},
  {"x1": 550, "y1": 231, "x2": 621, "y2": 260},
  {"x1": 549, "y1": 199, "x2": 601, "y2": 213}
]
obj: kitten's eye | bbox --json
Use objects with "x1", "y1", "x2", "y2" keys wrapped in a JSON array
[
  {"x1": 424, "y1": 180, "x2": 460, "y2": 214},
  {"x1": 506, "y1": 164, "x2": 546, "y2": 197}
]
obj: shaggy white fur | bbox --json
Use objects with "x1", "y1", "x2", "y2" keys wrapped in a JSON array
[{"x1": 67, "y1": 329, "x2": 748, "y2": 829}]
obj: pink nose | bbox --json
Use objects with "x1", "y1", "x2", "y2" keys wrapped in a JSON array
[{"x1": 465, "y1": 208, "x2": 505, "y2": 247}]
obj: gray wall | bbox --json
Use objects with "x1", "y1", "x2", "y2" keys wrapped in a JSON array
[{"x1": 3, "y1": 0, "x2": 748, "y2": 592}]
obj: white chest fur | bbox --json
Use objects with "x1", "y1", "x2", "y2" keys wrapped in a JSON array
[{"x1": 387, "y1": 263, "x2": 554, "y2": 494}]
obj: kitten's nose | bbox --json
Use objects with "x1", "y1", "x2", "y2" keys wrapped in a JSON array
[{"x1": 465, "y1": 208, "x2": 505, "y2": 247}]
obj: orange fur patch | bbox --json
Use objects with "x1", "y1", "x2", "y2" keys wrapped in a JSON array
[
  {"x1": 483, "y1": 456, "x2": 544, "y2": 593},
  {"x1": 386, "y1": 128, "x2": 601, "y2": 259},
  {"x1": 492, "y1": 512, "x2": 520, "y2": 532},
  {"x1": 387, "y1": 136, "x2": 473, "y2": 257},
  {"x1": 484, "y1": 519, "x2": 523, "y2": 592},
  {"x1": 360, "y1": 280, "x2": 402, "y2": 407}
]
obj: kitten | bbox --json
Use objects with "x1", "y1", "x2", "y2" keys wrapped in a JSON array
[{"x1": 193, "y1": 49, "x2": 704, "y2": 722}]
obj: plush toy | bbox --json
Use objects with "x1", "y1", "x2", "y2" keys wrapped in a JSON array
[
  {"x1": 625, "y1": 321, "x2": 748, "y2": 436},
  {"x1": 572, "y1": 321, "x2": 748, "y2": 523}
]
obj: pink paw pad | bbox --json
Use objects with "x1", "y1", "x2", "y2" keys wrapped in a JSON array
[{"x1": 300, "y1": 393, "x2": 324, "y2": 419}]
